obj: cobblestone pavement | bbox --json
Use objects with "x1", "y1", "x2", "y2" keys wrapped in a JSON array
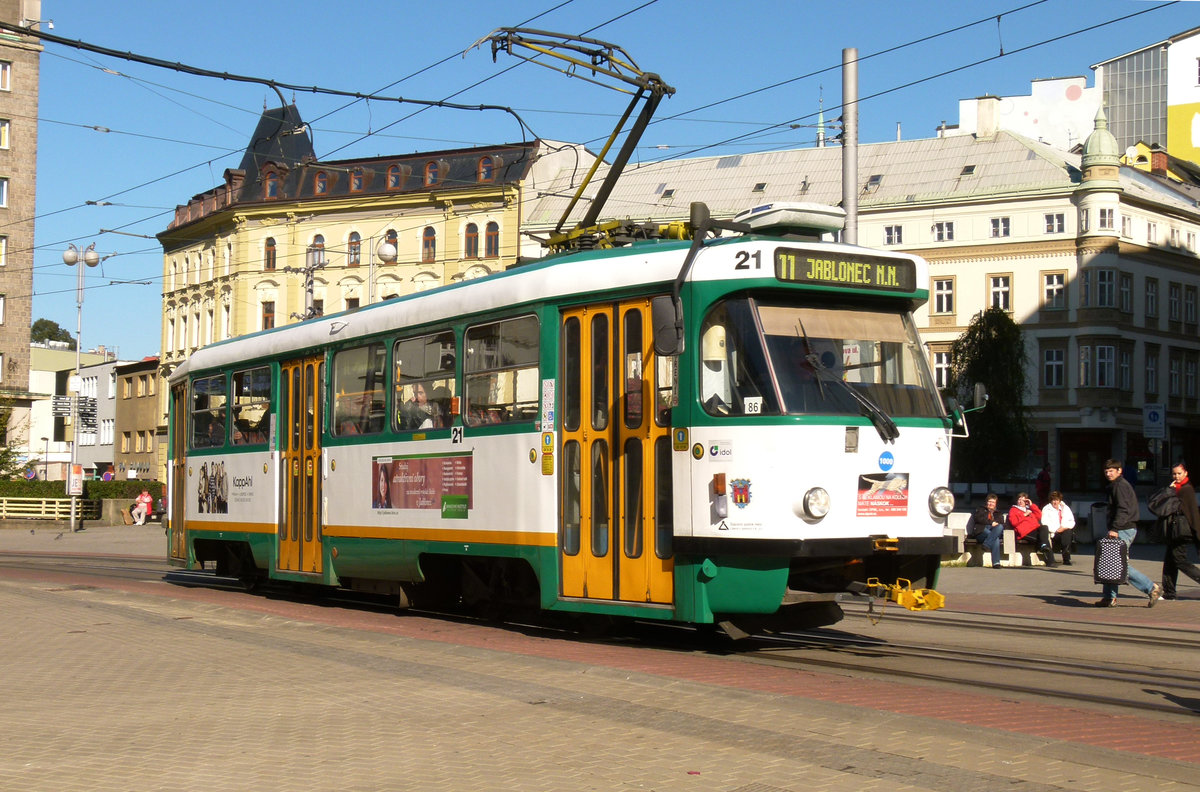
[{"x1": 3, "y1": 524, "x2": 1200, "y2": 791}]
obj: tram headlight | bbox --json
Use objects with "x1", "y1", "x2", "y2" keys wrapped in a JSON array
[
  {"x1": 928, "y1": 487, "x2": 955, "y2": 517},
  {"x1": 803, "y1": 487, "x2": 831, "y2": 519}
]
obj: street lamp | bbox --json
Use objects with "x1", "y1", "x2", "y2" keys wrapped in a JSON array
[
  {"x1": 40, "y1": 436, "x2": 48, "y2": 480},
  {"x1": 374, "y1": 239, "x2": 397, "y2": 305},
  {"x1": 63, "y1": 242, "x2": 100, "y2": 532}
]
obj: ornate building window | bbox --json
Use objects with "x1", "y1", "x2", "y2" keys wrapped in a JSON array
[
  {"x1": 347, "y1": 232, "x2": 361, "y2": 267},
  {"x1": 422, "y1": 227, "x2": 436, "y2": 263},
  {"x1": 485, "y1": 222, "x2": 500, "y2": 258},
  {"x1": 424, "y1": 161, "x2": 439, "y2": 186},
  {"x1": 314, "y1": 171, "x2": 328, "y2": 195},
  {"x1": 264, "y1": 237, "x2": 277, "y2": 271},
  {"x1": 464, "y1": 223, "x2": 479, "y2": 259},
  {"x1": 309, "y1": 234, "x2": 326, "y2": 266}
]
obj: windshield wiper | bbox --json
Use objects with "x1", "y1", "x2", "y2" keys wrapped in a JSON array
[{"x1": 796, "y1": 320, "x2": 899, "y2": 444}]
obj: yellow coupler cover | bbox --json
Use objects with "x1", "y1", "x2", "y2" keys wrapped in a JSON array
[{"x1": 866, "y1": 577, "x2": 945, "y2": 611}]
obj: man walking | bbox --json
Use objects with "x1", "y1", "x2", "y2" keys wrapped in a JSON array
[{"x1": 1096, "y1": 459, "x2": 1161, "y2": 607}]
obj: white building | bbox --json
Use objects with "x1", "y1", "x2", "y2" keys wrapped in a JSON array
[{"x1": 525, "y1": 107, "x2": 1200, "y2": 494}]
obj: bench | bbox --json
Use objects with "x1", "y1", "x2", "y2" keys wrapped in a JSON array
[{"x1": 946, "y1": 514, "x2": 1049, "y2": 567}]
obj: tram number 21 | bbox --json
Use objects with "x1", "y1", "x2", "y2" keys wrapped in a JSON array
[
  {"x1": 451, "y1": 426, "x2": 464, "y2": 444},
  {"x1": 734, "y1": 250, "x2": 762, "y2": 270}
]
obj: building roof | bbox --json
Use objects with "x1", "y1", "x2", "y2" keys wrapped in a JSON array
[{"x1": 525, "y1": 130, "x2": 1200, "y2": 231}]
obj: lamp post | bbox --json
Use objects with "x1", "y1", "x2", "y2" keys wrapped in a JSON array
[
  {"x1": 63, "y1": 242, "x2": 100, "y2": 532},
  {"x1": 40, "y1": 436, "x2": 48, "y2": 480}
]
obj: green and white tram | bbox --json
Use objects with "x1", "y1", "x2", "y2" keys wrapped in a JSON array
[{"x1": 166, "y1": 202, "x2": 960, "y2": 635}]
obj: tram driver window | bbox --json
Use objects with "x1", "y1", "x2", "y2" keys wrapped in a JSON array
[
  {"x1": 190, "y1": 374, "x2": 228, "y2": 448},
  {"x1": 464, "y1": 315, "x2": 540, "y2": 426},
  {"x1": 698, "y1": 299, "x2": 779, "y2": 418},
  {"x1": 332, "y1": 342, "x2": 387, "y2": 436},
  {"x1": 394, "y1": 330, "x2": 456, "y2": 431}
]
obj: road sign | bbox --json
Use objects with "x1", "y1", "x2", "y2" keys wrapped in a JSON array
[{"x1": 1143, "y1": 403, "x2": 1165, "y2": 439}]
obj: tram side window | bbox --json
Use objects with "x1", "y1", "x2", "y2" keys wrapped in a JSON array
[
  {"x1": 231, "y1": 366, "x2": 271, "y2": 445},
  {"x1": 464, "y1": 315, "x2": 540, "y2": 426},
  {"x1": 191, "y1": 374, "x2": 228, "y2": 448},
  {"x1": 332, "y1": 342, "x2": 387, "y2": 436},
  {"x1": 394, "y1": 330, "x2": 456, "y2": 431}
]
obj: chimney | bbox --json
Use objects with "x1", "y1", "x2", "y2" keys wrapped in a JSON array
[
  {"x1": 976, "y1": 96, "x2": 1000, "y2": 139},
  {"x1": 1150, "y1": 148, "x2": 1168, "y2": 175}
]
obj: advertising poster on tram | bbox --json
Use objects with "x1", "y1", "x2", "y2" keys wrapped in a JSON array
[
  {"x1": 856, "y1": 472, "x2": 909, "y2": 517},
  {"x1": 372, "y1": 453, "x2": 472, "y2": 518}
]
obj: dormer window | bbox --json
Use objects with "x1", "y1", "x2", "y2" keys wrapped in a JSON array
[
  {"x1": 387, "y1": 164, "x2": 404, "y2": 190},
  {"x1": 264, "y1": 172, "x2": 280, "y2": 199},
  {"x1": 424, "y1": 161, "x2": 439, "y2": 186},
  {"x1": 478, "y1": 156, "x2": 495, "y2": 182},
  {"x1": 350, "y1": 168, "x2": 364, "y2": 193},
  {"x1": 314, "y1": 171, "x2": 328, "y2": 195}
]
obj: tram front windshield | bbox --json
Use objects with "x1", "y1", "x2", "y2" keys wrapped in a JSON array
[{"x1": 699, "y1": 297, "x2": 942, "y2": 419}]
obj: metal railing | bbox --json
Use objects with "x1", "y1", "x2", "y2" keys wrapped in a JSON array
[{"x1": 0, "y1": 497, "x2": 101, "y2": 521}]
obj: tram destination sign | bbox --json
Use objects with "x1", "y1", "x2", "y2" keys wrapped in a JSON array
[{"x1": 774, "y1": 248, "x2": 916, "y2": 293}]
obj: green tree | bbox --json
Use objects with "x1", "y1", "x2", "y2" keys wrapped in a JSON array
[
  {"x1": 0, "y1": 399, "x2": 30, "y2": 479},
  {"x1": 948, "y1": 307, "x2": 1030, "y2": 483},
  {"x1": 31, "y1": 318, "x2": 75, "y2": 349}
]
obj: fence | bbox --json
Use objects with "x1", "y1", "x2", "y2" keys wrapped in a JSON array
[{"x1": 0, "y1": 497, "x2": 101, "y2": 521}]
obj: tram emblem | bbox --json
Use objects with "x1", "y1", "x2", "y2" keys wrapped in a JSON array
[{"x1": 730, "y1": 478, "x2": 751, "y2": 508}]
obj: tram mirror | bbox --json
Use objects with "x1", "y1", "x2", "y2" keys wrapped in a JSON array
[
  {"x1": 651, "y1": 295, "x2": 682, "y2": 356},
  {"x1": 974, "y1": 382, "x2": 989, "y2": 409}
]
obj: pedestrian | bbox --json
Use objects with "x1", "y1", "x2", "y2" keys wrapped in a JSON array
[
  {"x1": 966, "y1": 492, "x2": 1007, "y2": 568},
  {"x1": 1095, "y1": 458, "x2": 1161, "y2": 607},
  {"x1": 1159, "y1": 461, "x2": 1200, "y2": 600},
  {"x1": 131, "y1": 488, "x2": 154, "y2": 526},
  {"x1": 1009, "y1": 491, "x2": 1053, "y2": 566},
  {"x1": 1035, "y1": 463, "x2": 1051, "y2": 506},
  {"x1": 1041, "y1": 491, "x2": 1076, "y2": 565}
]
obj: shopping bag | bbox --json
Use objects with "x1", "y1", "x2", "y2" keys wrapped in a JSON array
[{"x1": 1093, "y1": 536, "x2": 1129, "y2": 584}]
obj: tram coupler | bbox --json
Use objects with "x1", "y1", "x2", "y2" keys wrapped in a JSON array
[{"x1": 864, "y1": 577, "x2": 945, "y2": 611}]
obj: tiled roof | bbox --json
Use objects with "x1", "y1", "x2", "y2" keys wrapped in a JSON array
[{"x1": 525, "y1": 131, "x2": 1197, "y2": 230}]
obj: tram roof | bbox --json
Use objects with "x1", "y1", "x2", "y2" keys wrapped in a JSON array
[{"x1": 170, "y1": 234, "x2": 926, "y2": 383}]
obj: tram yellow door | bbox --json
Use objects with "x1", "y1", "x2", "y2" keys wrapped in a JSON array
[
  {"x1": 279, "y1": 357, "x2": 323, "y2": 574},
  {"x1": 560, "y1": 301, "x2": 674, "y2": 604},
  {"x1": 169, "y1": 383, "x2": 187, "y2": 562}
]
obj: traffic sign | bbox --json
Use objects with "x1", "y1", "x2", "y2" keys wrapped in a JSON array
[{"x1": 1143, "y1": 403, "x2": 1165, "y2": 439}]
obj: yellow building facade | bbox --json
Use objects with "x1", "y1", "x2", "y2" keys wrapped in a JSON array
[{"x1": 155, "y1": 104, "x2": 591, "y2": 479}]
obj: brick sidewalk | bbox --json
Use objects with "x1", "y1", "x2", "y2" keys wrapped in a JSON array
[{"x1": 3, "y1": 558, "x2": 1200, "y2": 790}]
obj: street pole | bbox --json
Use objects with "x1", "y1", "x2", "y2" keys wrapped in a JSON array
[
  {"x1": 63, "y1": 242, "x2": 100, "y2": 532},
  {"x1": 41, "y1": 436, "x2": 48, "y2": 479}
]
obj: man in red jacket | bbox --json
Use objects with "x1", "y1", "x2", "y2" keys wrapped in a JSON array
[{"x1": 1008, "y1": 491, "x2": 1054, "y2": 567}]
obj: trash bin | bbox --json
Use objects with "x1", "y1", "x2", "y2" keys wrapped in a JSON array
[{"x1": 1090, "y1": 502, "x2": 1108, "y2": 542}]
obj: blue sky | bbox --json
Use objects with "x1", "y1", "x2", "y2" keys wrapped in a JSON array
[{"x1": 27, "y1": 0, "x2": 1200, "y2": 359}]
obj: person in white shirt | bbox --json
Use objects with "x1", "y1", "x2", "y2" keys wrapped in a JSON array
[{"x1": 1041, "y1": 490, "x2": 1076, "y2": 565}]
